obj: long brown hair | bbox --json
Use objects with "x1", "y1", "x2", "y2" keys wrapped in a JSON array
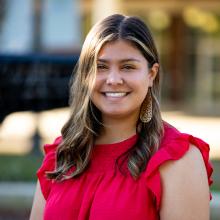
[{"x1": 46, "y1": 14, "x2": 164, "y2": 181}]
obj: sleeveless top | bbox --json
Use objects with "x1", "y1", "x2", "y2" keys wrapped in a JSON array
[{"x1": 37, "y1": 122, "x2": 213, "y2": 220}]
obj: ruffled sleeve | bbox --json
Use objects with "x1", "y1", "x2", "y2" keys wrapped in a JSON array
[
  {"x1": 36, "y1": 136, "x2": 62, "y2": 200},
  {"x1": 144, "y1": 126, "x2": 213, "y2": 211}
]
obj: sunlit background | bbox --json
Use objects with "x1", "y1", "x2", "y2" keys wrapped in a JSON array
[{"x1": 0, "y1": 0, "x2": 220, "y2": 219}]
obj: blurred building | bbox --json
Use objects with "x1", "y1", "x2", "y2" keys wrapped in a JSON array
[{"x1": 0, "y1": 0, "x2": 220, "y2": 115}]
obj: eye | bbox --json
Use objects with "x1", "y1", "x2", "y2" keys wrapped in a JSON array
[
  {"x1": 122, "y1": 64, "x2": 135, "y2": 70},
  {"x1": 97, "y1": 64, "x2": 108, "y2": 70}
]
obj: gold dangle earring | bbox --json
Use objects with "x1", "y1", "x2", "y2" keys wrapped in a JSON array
[{"x1": 140, "y1": 89, "x2": 152, "y2": 123}]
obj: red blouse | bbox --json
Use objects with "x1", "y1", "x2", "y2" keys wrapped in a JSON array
[{"x1": 37, "y1": 122, "x2": 213, "y2": 220}]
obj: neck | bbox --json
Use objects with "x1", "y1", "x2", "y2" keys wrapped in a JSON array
[{"x1": 96, "y1": 113, "x2": 138, "y2": 145}]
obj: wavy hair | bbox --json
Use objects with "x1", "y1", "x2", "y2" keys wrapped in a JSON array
[{"x1": 46, "y1": 14, "x2": 164, "y2": 181}]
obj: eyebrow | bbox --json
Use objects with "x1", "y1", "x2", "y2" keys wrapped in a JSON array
[{"x1": 97, "y1": 58, "x2": 141, "y2": 63}]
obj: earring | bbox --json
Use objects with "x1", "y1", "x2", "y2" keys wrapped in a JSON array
[{"x1": 140, "y1": 90, "x2": 152, "y2": 123}]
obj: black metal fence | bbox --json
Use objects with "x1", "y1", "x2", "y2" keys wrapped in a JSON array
[{"x1": 0, "y1": 53, "x2": 79, "y2": 123}]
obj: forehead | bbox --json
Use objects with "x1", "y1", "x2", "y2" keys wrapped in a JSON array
[{"x1": 97, "y1": 39, "x2": 145, "y2": 61}]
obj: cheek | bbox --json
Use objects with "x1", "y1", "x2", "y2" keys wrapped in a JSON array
[
  {"x1": 134, "y1": 77, "x2": 151, "y2": 101},
  {"x1": 142, "y1": 73, "x2": 152, "y2": 88},
  {"x1": 90, "y1": 78, "x2": 102, "y2": 103},
  {"x1": 92, "y1": 75, "x2": 104, "y2": 91},
  {"x1": 91, "y1": 78, "x2": 100, "y2": 97},
  {"x1": 132, "y1": 74, "x2": 150, "y2": 90}
]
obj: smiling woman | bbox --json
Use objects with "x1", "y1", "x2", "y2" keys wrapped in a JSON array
[
  {"x1": 30, "y1": 14, "x2": 213, "y2": 220},
  {"x1": 91, "y1": 40, "x2": 157, "y2": 123}
]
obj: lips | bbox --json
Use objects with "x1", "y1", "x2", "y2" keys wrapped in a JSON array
[{"x1": 101, "y1": 91, "x2": 131, "y2": 98}]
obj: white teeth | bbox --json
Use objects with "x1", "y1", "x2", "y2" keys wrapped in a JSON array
[{"x1": 105, "y1": 92, "x2": 127, "y2": 97}]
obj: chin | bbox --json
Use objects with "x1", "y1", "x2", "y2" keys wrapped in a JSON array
[
  {"x1": 101, "y1": 110, "x2": 125, "y2": 117},
  {"x1": 101, "y1": 109, "x2": 138, "y2": 120}
]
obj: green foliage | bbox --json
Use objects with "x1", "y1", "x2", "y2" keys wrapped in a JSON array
[
  {"x1": 0, "y1": 154, "x2": 43, "y2": 182},
  {"x1": 211, "y1": 160, "x2": 220, "y2": 192}
]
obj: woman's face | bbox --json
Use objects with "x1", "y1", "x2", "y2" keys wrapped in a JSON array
[{"x1": 91, "y1": 39, "x2": 157, "y2": 121}]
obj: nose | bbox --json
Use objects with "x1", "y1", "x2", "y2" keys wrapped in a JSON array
[{"x1": 106, "y1": 69, "x2": 123, "y2": 85}]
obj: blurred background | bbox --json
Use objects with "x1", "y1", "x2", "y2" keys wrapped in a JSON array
[{"x1": 0, "y1": 0, "x2": 219, "y2": 219}]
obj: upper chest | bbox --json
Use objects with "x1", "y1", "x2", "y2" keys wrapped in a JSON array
[{"x1": 44, "y1": 172, "x2": 158, "y2": 220}]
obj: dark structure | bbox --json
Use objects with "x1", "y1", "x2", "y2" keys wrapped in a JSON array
[{"x1": 0, "y1": 53, "x2": 78, "y2": 123}]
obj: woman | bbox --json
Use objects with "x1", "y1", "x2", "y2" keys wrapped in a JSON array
[{"x1": 30, "y1": 14, "x2": 213, "y2": 220}]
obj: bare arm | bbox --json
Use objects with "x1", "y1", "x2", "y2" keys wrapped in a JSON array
[
  {"x1": 159, "y1": 145, "x2": 210, "y2": 220},
  {"x1": 29, "y1": 180, "x2": 46, "y2": 220}
]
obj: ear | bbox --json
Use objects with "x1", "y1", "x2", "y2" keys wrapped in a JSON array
[{"x1": 148, "y1": 63, "x2": 159, "y2": 87}]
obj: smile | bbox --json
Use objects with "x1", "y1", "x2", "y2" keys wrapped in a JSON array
[{"x1": 102, "y1": 92, "x2": 129, "y2": 97}]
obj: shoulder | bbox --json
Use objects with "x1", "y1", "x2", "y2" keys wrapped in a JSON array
[
  {"x1": 160, "y1": 121, "x2": 211, "y2": 192},
  {"x1": 43, "y1": 136, "x2": 62, "y2": 155},
  {"x1": 160, "y1": 121, "x2": 183, "y2": 146},
  {"x1": 159, "y1": 144, "x2": 210, "y2": 219},
  {"x1": 159, "y1": 143, "x2": 208, "y2": 183},
  {"x1": 143, "y1": 121, "x2": 213, "y2": 212},
  {"x1": 36, "y1": 136, "x2": 62, "y2": 200},
  {"x1": 159, "y1": 121, "x2": 212, "y2": 174}
]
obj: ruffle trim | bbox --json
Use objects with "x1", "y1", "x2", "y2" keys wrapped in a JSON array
[
  {"x1": 36, "y1": 136, "x2": 62, "y2": 200},
  {"x1": 144, "y1": 133, "x2": 213, "y2": 211}
]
